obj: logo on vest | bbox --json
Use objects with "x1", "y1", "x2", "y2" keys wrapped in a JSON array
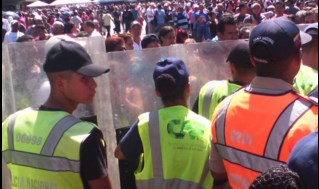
[
  {"x1": 167, "y1": 119, "x2": 204, "y2": 140},
  {"x1": 166, "y1": 119, "x2": 207, "y2": 152}
]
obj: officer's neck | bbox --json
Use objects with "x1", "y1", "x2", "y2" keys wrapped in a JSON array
[
  {"x1": 43, "y1": 95, "x2": 78, "y2": 114},
  {"x1": 163, "y1": 99, "x2": 188, "y2": 108}
]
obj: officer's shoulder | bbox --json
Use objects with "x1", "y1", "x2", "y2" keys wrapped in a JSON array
[{"x1": 293, "y1": 91, "x2": 318, "y2": 106}]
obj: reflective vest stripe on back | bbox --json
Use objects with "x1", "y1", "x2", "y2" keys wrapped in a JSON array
[
  {"x1": 215, "y1": 92, "x2": 313, "y2": 172},
  {"x1": 3, "y1": 112, "x2": 81, "y2": 172},
  {"x1": 135, "y1": 108, "x2": 213, "y2": 189}
]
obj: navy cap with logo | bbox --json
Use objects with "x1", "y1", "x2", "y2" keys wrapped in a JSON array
[
  {"x1": 153, "y1": 57, "x2": 189, "y2": 89},
  {"x1": 43, "y1": 40, "x2": 110, "y2": 77},
  {"x1": 249, "y1": 17, "x2": 312, "y2": 64}
]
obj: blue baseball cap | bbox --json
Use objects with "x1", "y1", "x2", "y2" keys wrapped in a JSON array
[
  {"x1": 249, "y1": 17, "x2": 312, "y2": 64},
  {"x1": 153, "y1": 57, "x2": 189, "y2": 88},
  {"x1": 287, "y1": 130, "x2": 318, "y2": 189}
]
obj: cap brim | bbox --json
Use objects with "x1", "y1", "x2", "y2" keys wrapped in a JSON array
[
  {"x1": 77, "y1": 64, "x2": 110, "y2": 77},
  {"x1": 300, "y1": 31, "x2": 312, "y2": 45}
]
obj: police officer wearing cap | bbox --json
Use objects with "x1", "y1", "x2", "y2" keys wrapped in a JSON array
[
  {"x1": 114, "y1": 57, "x2": 213, "y2": 189},
  {"x1": 193, "y1": 41, "x2": 255, "y2": 120},
  {"x1": 210, "y1": 18, "x2": 318, "y2": 189},
  {"x1": 2, "y1": 39, "x2": 113, "y2": 189}
]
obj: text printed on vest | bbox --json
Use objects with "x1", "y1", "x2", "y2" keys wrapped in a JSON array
[
  {"x1": 12, "y1": 175, "x2": 57, "y2": 189},
  {"x1": 230, "y1": 130, "x2": 253, "y2": 146}
]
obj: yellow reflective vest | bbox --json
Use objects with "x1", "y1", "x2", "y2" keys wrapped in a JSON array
[
  {"x1": 135, "y1": 105, "x2": 214, "y2": 189},
  {"x1": 2, "y1": 107, "x2": 96, "y2": 189}
]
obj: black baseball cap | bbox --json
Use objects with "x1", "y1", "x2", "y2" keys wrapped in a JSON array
[
  {"x1": 43, "y1": 40, "x2": 110, "y2": 77},
  {"x1": 227, "y1": 41, "x2": 254, "y2": 69}
]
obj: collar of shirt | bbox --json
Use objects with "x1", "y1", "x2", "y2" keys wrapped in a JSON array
[{"x1": 245, "y1": 76, "x2": 294, "y2": 95}]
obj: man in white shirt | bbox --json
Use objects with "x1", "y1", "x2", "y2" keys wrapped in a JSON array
[
  {"x1": 70, "y1": 11, "x2": 83, "y2": 30},
  {"x1": 130, "y1": 21, "x2": 142, "y2": 50},
  {"x1": 3, "y1": 20, "x2": 24, "y2": 43}
]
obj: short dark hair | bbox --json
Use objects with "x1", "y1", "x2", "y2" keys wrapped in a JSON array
[
  {"x1": 16, "y1": 34, "x2": 34, "y2": 42},
  {"x1": 105, "y1": 36, "x2": 125, "y2": 52},
  {"x1": 217, "y1": 15, "x2": 236, "y2": 34},
  {"x1": 249, "y1": 164, "x2": 304, "y2": 189},
  {"x1": 85, "y1": 20, "x2": 95, "y2": 28},
  {"x1": 158, "y1": 26, "x2": 175, "y2": 45}
]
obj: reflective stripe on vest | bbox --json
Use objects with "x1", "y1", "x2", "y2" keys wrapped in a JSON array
[
  {"x1": 4, "y1": 114, "x2": 81, "y2": 172},
  {"x1": 215, "y1": 96, "x2": 313, "y2": 172},
  {"x1": 202, "y1": 83, "x2": 220, "y2": 119},
  {"x1": 138, "y1": 111, "x2": 208, "y2": 189}
]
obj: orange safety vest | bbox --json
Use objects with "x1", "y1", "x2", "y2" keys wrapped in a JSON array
[{"x1": 212, "y1": 88, "x2": 318, "y2": 189}]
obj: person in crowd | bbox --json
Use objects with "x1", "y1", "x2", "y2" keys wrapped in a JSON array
[
  {"x1": 146, "y1": 2, "x2": 156, "y2": 34},
  {"x1": 301, "y1": 23, "x2": 318, "y2": 70},
  {"x1": 272, "y1": 0, "x2": 289, "y2": 18},
  {"x1": 130, "y1": 21, "x2": 142, "y2": 50},
  {"x1": 210, "y1": 18, "x2": 318, "y2": 189},
  {"x1": 158, "y1": 25, "x2": 176, "y2": 46},
  {"x1": 213, "y1": 15, "x2": 239, "y2": 41},
  {"x1": 118, "y1": 32, "x2": 134, "y2": 51},
  {"x1": 34, "y1": 24, "x2": 51, "y2": 41},
  {"x1": 112, "y1": 6, "x2": 121, "y2": 35},
  {"x1": 154, "y1": 3, "x2": 166, "y2": 34},
  {"x1": 16, "y1": 34, "x2": 34, "y2": 42},
  {"x1": 184, "y1": 38, "x2": 196, "y2": 44},
  {"x1": 64, "y1": 21, "x2": 79, "y2": 38},
  {"x1": 114, "y1": 57, "x2": 213, "y2": 189},
  {"x1": 2, "y1": 38, "x2": 113, "y2": 189},
  {"x1": 288, "y1": 130, "x2": 318, "y2": 189},
  {"x1": 122, "y1": 5, "x2": 135, "y2": 32},
  {"x1": 176, "y1": 28, "x2": 189, "y2": 44},
  {"x1": 141, "y1": 33, "x2": 160, "y2": 49},
  {"x1": 207, "y1": 9, "x2": 218, "y2": 39},
  {"x1": 193, "y1": 41, "x2": 255, "y2": 120},
  {"x1": 70, "y1": 11, "x2": 83, "y2": 30},
  {"x1": 194, "y1": 3, "x2": 211, "y2": 42},
  {"x1": 51, "y1": 21, "x2": 65, "y2": 36},
  {"x1": 3, "y1": 20, "x2": 24, "y2": 43},
  {"x1": 174, "y1": 5, "x2": 189, "y2": 31},
  {"x1": 105, "y1": 36, "x2": 126, "y2": 52},
  {"x1": 2, "y1": 19, "x2": 7, "y2": 42},
  {"x1": 238, "y1": 24, "x2": 254, "y2": 39},
  {"x1": 234, "y1": 2, "x2": 250, "y2": 25},
  {"x1": 102, "y1": 10, "x2": 114, "y2": 38},
  {"x1": 83, "y1": 20, "x2": 101, "y2": 37},
  {"x1": 293, "y1": 23, "x2": 318, "y2": 97},
  {"x1": 249, "y1": 164, "x2": 303, "y2": 189},
  {"x1": 243, "y1": 2, "x2": 263, "y2": 25},
  {"x1": 285, "y1": 0, "x2": 301, "y2": 15}
]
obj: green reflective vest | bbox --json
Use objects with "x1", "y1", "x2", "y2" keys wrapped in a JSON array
[
  {"x1": 135, "y1": 106, "x2": 213, "y2": 189},
  {"x1": 2, "y1": 107, "x2": 96, "y2": 189},
  {"x1": 198, "y1": 80, "x2": 241, "y2": 120},
  {"x1": 294, "y1": 64, "x2": 318, "y2": 96}
]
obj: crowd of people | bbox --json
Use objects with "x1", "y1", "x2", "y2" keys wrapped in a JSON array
[
  {"x1": 2, "y1": 0, "x2": 318, "y2": 189},
  {"x1": 2, "y1": 0, "x2": 318, "y2": 44}
]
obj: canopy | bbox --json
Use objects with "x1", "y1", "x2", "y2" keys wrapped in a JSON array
[
  {"x1": 27, "y1": 1, "x2": 49, "y2": 7},
  {"x1": 49, "y1": 0, "x2": 98, "y2": 6}
]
